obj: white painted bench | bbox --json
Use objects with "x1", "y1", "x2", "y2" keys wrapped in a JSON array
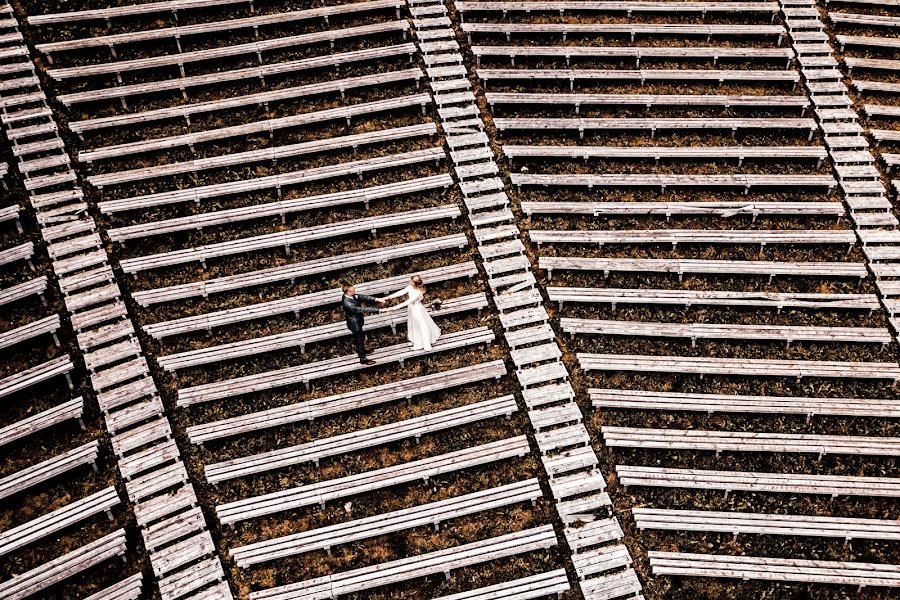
[
  {"x1": 0, "y1": 441, "x2": 100, "y2": 500},
  {"x1": 131, "y1": 233, "x2": 467, "y2": 306},
  {"x1": 549, "y1": 288, "x2": 877, "y2": 312},
  {"x1": 617, "y1": 465, "x2": 900, "y2": 497},
  {"x1": 177, "y1": 326, "x2": 494, "y2": 405},
  {"x1": 634, "y1": 508, "x2": 900, "y2": 541},
  {"x1": 562, "y1": 318, "x2": 890, "y2": 346},
  {"x1": 248, "y1": 525, "x2": 557, "y2": 599},
  {"x1": 649, "y1": 552, "x2": 900, "y2": 589},
  {"x1": 590, "y1": 388, "x2": 900, "y2": 418},
  {"x1": 0, "y1": 487, "x2": 119, "y2": 557},
  {"x1": 0, "y1": 529, "x2": 127, "y2": 600},
  {"x1": 0, "y1": 355, "x2": 74, "y2": 398},
  {"x1": 0, "y1": 396, "x2": 84, "y2": 448},
  {"x1": 603, "y1": 426, "x2": 900, "y2": 457},
  {"x1": 579, "y1": 354, "x2": 900, "y2": 382},
  {"x1": 522, "y1": 201, "x2": 842, "y2": 220},
  {"x1": 230, "y1": 478, "x2": 540, "y2": 566},
  {"x1": 540, "y1": 256, "x2": 868, "y2": 281},
  {"x1": 532, "y1": 228, "x2": 853, "y2": 247},
  {"x1": 216, "y1": 436, "x2": 530, "y2": 525},
  {"x1": 209, "y1": 393, "x2": 514, "y2": 482},
  {"x1": 186, "y1": 360, "x2": 506, "y2": 442}
]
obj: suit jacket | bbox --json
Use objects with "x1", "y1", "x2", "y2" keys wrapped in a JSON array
[{"x1": 342, "y1": 293, "x2": 379, "y2": 332}]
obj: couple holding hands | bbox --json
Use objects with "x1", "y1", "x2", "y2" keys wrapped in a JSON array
[{"x1": 341, "y1": 275, "x2": 441, "y2": 365}]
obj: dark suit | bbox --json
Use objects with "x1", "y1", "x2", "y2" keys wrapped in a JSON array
[{"x1": 342, "y1": 293, "x2": 379, "y2": 361}]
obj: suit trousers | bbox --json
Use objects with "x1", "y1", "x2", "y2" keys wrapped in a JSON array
[{"x1": 352, "y1": 329, "x2": 366, "y2": 361}]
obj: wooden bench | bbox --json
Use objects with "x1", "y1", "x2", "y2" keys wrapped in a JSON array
[
  {"x1": 0, "y1": 276, "x2": 47, "y2": 307},
  {"x1": 0, "y1": 355, "x2": 74, "y2": 398},
  {"x1": 248, "y1": 525, "x2": 556, "y2": 599},
  {"x1": 579, "y1": 354, "x2": 900, "y2": 382},
  {"x1": 617, "y1": 465, "x2": 900, "y2": 497},
  {"x1": 562, "y1": 318, "x2": 890, "y2": 346},
  {"x1": 28, "y1": 0, "x2": 252, "y2": 25},
  {"x1": 649, "y1": 552, "x2": 900, "y2": 589},
  {"x1": 472, "y1": 45, "x2": 794, "y2": 68},
  {"x1": 634, "y1": 508, "x2": 900, "y2": 541},
  {"x1": 836, "y1": 34, "x2": 900, "y2": 53},
  {"x1": 207, "y1": 395, "x2": 515, "y2": 484},
  {"x1": 457, "y1": 1, "x2": 778, "y2": 18},
  {"x1": 90, "y1": 122, "x2": 435, "y2": 187},
  {"x1": 0, "y1": 529, "x2": 127, "y2": 600},
  {"x1": 0, "y1": 487, "x2": 119, "y2": 557},
  {"x1": 0, "y1": 315, "x2": 61, "y2": 350},
  {"x1": 44, "y1": 21, "x2": 409, "y2": 78},
  {"x1": 144, "y1": 261, "x2": 473, "y2": 340},
  {"x1": 481, "y1": 69, "x2": 799, "y2": 89},
  {"x1": 108, "y1": 173, "x2": 449, "y2": 240},
  {"x1": 0, "y1": 242, "x2": 34, "y2": 269},
  {"x1": 159, "y1": 292, "x2": 484, "y2": 373},
  {"x1": 216, "y1": 435, "x2": 530, "y2": 525},
  {"x1": 522, "y1": 201, "x2": 842, "y2": 220},
  {"x1": 131, "y1": 234, "x2": 467, "y2": 306},
  {"x1": 604, "y1": 426, "x2": 900, "y2": 457},
  {"x1": 0, "y1": 440, "x2": 99, "y2": 501},
  {"x1": 845, "y1": 57, "x2": 900, "y2": 74},
  {"x1": 590, "y1": 388, "x2": 900, "y2": 418},
  {"x1": 37, "y1": 1, "x2": 404, "y2": 54},
  {"x1": 0, "y1": 397, "x2": 84, "y2": 448},
  {"x1": 82, "y1": 573, "x2": 143, "y2": 600},
  {"x1": 178, "y1": 326, "x2": 494, "y2": 405},
  {"x1": 434, "y1": 571, "x2": 569, "y2": 600},
  {"x1": 829, "y1": 12, "x2": 900, "y2": 30},
  {"x1": 186, "y1": 360, "x2": 505, "y2": 443},
  {"x1": 100, "y1": 147, "x2": 445, "y2": 215},
  {"x1": 550, "y1": 287, "x2": 877, "y2": 312},
  {"x1": 495, "y1": 118, "x2": 814, "y2": 139},
  {"x1": 504, "y1": 143, "x2": 811, "y2": 166},
  {"x1": 462, "y1": 23, "x2": 785, "y2": 44},
  {"x1": 487, "y1": 93, "x2": 809, "y2": 114},
  {"x1": 231, "y1": 478, "x2": 540, "y2": 566},
  {"x1": 540, "y1": 256, "x2": 869, "y2": 281},
  {"x1": 70, "y1": 69, "x2": 423, "y2": 134},
  {"x1": 531, "y1": 228, "x2": 853, "y2": 248}
]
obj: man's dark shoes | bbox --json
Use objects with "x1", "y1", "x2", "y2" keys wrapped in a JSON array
[{"x1": 360, "y1": 359, "x2": 375, "y2": 365}]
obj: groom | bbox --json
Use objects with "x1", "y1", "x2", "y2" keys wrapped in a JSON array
[{"x1": 341, "y1": 281, "x2": 384, "y2": 365}]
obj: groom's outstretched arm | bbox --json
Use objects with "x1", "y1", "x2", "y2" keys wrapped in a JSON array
[{"x1": 356, "y1": 293, "x2": 380, "y2": 305}]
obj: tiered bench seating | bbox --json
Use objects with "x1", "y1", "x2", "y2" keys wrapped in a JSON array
[
  {"x1": 205, "y1": 395, "x2": 515, "y2": 483},
  {"x1": 28, "y1": 0, "x2": 253, "y2": 24},
  {"x1": 829, "y1": 12, "x2": 900, "y2": 29},
  {"x1": 617, "y1": 465, "x2": 900, "y2": 497},
  {"x1": 549, "y1": 288, "x2": 878, "y2": 311},
  {"x1": 36, "y1": 1, "x2": 404, "y2": 54},
  {"x1": 836, "y1": 35, "x2": 900, "y2": 53},
  {"x1": 248, "y1": 525, "x2": 557, "y2": 599},
  {"x1": 0, "y1": 529, "x2": 127, "y2": 600},
  {"x1": 590, "y1": 388, "x2": 900, "y2": 418},
  {"x1": 603, "y1": 427, "x2": 900, "y2": 457},
  {"x1": 144, "y1": 262, "x2": 474, "y2": 340},
  {"x1": 82, "y1": 573, "x2": 143, "y2": 600},
  {"x1": 131, "y1": 234, "x2": 467, "y2": 306},
  {"x1": 186, "y1": 360, "x2": 506, "y2": 442},
  {"x1": 0, "y1": 487, "x2": 120, "y2": 556},
  {"x1": 633, "y1": 508, "x2": 900, "y2": 541},
  {"x1": 159, "y1": 293, "x2": 484, "y2": 373},
  {"x1": 578, "y1": 354, "x2": 900, "y2": 382},
  {"x1": 177, "y1": 326, "x2": 494, "y2": 405},
  {"x1": 540, "y1": 256, "x2": 869, "y2": 281},
  {"x1": 472, "y1": 45, "x2": 795, "y2": 67},
  {"x1": 99, "y1": 147, "x2": 445, "y2": 215},
  {"x1": 69, "y1": 69, "x2": 424, "y2": 133},
  {"x1": 44, "y1": 21, "x2": 410, "y2": 78},
  {"x1": 230, "y1": 479, "x2": 541, "y2": 566},
  {"x1": 108, "y1": 174, "x2": 450, "y2": 240},
  {"x1": 532, "y1": 228, "x2": 853, "y2": 247},
  {"x1": 0, "y1": 276, "x2": 47, "y2": 307},
  {"x1": 0, "y1": 396, "x2": 85, "y2": 447},
  {"x1": 433, "y1": 570, "x2": 569, "y2": 600},
  {"x1": 0, "y1": 242, "x2": 33, "y2": 268},
  {"x1": 216, "y1": 436, "x2": 530, "y2": 525},
  {"x1": 462, "y1": 23, "x2": 786, "y2": 43},
  {"x1": 523, "y1": 201, "x2": 842, "y2": 219},
  {"x1": 509, "y1": 144, "x2": 824, "y2": 166},
  {"x1": 488, "y1": 93, "x2": 806, "y2": 112},
  {"x1": 0, "y1": 315, "x2": 61, "y2": 350},
  {"x1": 0, "y1": 355, "x2": 74, "y2": 398},
  {"x1": 0, "y1": 441, "x2": 100, "y2": 501},
  {"x1": 89, "y1": 123, "x2": 436, "y2": 187},
  {"x1": 562, "y1": 318, "x2": 890, "y2": 346},
  {"x1": 457, "y1": 2, "x2": 778, "y2": 17},
  {"x1": 649, "y1": 552, "x2": 900, "y2": 588}
]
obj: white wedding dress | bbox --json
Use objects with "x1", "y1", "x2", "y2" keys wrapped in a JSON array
[{"x1": 385, "y1": 285, "x2": 441, "y2": 350}]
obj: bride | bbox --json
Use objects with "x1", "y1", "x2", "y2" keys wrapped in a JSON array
[{"x1": 383, "y1": 275, "x2": 441, "y2": 351}]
